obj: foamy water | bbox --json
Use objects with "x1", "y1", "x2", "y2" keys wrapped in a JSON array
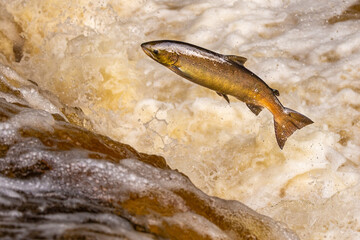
[{"x1": 1, "y1": 0, "x2": 360, "y2": 239}]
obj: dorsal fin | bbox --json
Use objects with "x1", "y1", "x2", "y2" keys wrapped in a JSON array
[{"x1": 226, "y1": 55, "x2": 247, "y2": 65}]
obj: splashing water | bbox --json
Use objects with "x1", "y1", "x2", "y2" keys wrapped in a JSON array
[{"x1": 1, "y1": 0, "x2": 360, "y2": 239}]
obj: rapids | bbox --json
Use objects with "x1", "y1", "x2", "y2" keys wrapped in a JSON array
[
  {"x1": 0, "y1": 63, "x2": 297, "y2": 239},
  {"x1": 1, "y1": 0, "x2": 360, "y2": 239}
]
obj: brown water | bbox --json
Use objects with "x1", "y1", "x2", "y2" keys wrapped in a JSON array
[{"x1": 1, "y1": 0, "x2": 360, "y2": 239}]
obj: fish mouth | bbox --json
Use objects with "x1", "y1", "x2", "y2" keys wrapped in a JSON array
[{"x1": 141, "y1": 43, "x2": 154, "y2": 59}]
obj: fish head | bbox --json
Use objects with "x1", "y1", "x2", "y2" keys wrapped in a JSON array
[{"x1": 141, "y1": 41, "x2": 179, "y2": 67}]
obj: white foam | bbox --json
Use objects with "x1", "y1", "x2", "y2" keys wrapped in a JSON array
[{"x1": 1, "y1": 0, "x2": 360, "y2": 238}]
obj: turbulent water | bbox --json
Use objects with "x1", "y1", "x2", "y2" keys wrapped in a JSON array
[
  {"x1": 0, "y1": 70, "x2": 299, "y2": 239},
  {"x1": 0, "y1": 0, "x2": 360, "y2": 239}
]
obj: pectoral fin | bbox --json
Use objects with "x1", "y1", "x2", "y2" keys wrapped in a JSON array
[
  {"x1": 246, "y1": 103, "x2": 263, "y2": 116},
  {"x1": 216, "y1": 92, "x2": 230, "y2": 104},
  {"x1": 226, "y1": 55, "x2": 247, "y2": 66}
]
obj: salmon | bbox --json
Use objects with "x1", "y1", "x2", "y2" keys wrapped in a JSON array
[{"x1": 141, "y1": 40, "x2": 313, "y2": 149}]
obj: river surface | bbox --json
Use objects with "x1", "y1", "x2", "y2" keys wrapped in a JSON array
[{"x1": 0, "y1": 0, "x2": 360, "y2": 239}]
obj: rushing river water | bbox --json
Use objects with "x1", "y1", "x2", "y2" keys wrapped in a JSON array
[{"x1": 0, "y1": 0, "x2": 360, "y2": 239}]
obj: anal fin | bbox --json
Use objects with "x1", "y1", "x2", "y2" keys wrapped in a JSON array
[
  {"x1": 216, "y1": 92, "x2": 230, "y2": 104},
  {"x1": 246, "y1": 103, "x2": 263, "y2": 116}
]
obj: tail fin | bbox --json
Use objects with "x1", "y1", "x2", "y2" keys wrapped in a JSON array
[{"x1": 274, "y1": 108, "x2": 313, "y2": 149}]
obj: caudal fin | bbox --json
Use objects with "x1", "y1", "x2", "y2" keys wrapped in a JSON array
[{"x1": 274, "y1": 108, "x2": 313, "y2": 149}]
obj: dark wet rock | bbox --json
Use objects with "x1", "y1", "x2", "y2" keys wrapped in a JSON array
[{"x1": 0, "y1": 65, "x2": 299, "y2": 239}]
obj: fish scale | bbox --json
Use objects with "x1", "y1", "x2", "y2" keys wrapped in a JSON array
[{"x1": 141, "y1": 40, "x2": 313, "y2": 149}]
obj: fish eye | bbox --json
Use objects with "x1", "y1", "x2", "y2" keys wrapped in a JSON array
[{"x1": 153, "y1": 49, "x2": 159, "y2": 54}]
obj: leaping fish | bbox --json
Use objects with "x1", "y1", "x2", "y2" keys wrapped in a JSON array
[{"x1": 141, "y1": 40, "x2": 313, "y2": 149}]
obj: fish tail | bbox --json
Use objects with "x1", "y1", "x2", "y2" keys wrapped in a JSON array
[{"x1": 274, "y1": 107, "x2": 313, "y2": 149}]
